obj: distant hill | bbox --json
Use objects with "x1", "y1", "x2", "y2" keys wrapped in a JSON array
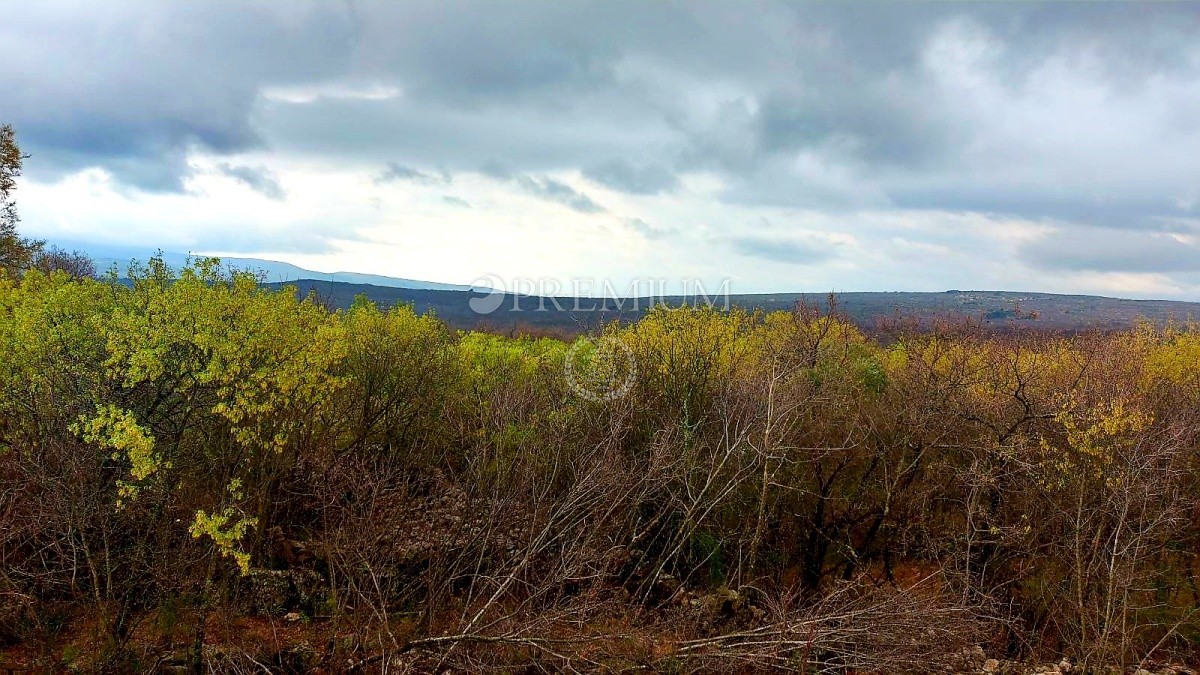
[
  {"x1": 48, "y1": 241, "x2": 1200, "y2": 333},
  {"x1": 269, "y1": 280, "x2": 1200, "y2": 334},
  {"x1": 49, "y1": 240, "x2": 468, "y2": 291}
]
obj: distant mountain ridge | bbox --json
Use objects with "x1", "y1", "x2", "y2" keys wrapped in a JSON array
[
  {"x1": 268, "y1": 280, "x2": 1200, "y2": 334},
  {"x1": 44, "y1": 241, "x2": 1200, "y2": 333},
  {"x1": 48, "y1": 240, "x2": 468, "y2": 291}
]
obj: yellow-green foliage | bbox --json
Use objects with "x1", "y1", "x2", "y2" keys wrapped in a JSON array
[
  {"x1": 619, "y1": 305, "x2": 754, "y2": 425},
  {"x1": 0, "y1": 270, "x2": 116, "y2": 458},
  {"x1": 106, "y1": 258, "x2": 348, "y2": 453},
  {"x1": 748, "y1": 309, "x2": 880, "y2": 392},
  {"x1": 1042, "y1": 397, "x2": 1154, "y2": 487},
  {"x1": 74, "y1": 404, "x2": 160, "y2": 504},
  {"x1": 190, "y1": 480, "x2": 256, "y2": 575},
  {"x1": 1144, "y1": 324, "x2": 1200, "y2": 390},
  {"x1": 3, "y1": 259, "x2": 1200, "y2": 669},
  {"x1": 458, "y1": 331, "x2": 567, "y2": 387},
  {"x1": 0, "y1": 259, "x2": 352, "y2": 573},
  {"x1": 621, "y1": 305, "x2": 753, "y2": 379}
]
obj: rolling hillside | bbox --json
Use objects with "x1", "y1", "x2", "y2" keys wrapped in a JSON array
[{"x1": 271, "y1": 280, "x2": 1200, "y2": 334}]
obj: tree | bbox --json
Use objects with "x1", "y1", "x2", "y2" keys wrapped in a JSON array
[
  {"x1": 33, "y1": 245, "x2": 97, "y2": 279},
  {"x1": 1, "y1": 124, "x2": 43, "y2": 276}
]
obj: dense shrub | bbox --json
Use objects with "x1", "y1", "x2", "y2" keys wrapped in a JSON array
[{"x1": 0, "y1": 263, "x2": 1198, "y2": 671}]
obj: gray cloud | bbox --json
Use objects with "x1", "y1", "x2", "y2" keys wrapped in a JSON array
[
  {"x1": 374, "y1": 162, "x2": 448, "y2": 185},
  {"x1": 196, "y1": 227, "x2": 338, "y2": 255},
  {"x1": 479, "y1": 161, "x2": 514, "y2": 181},
  {"x1": 474, "y1": 162, "x2": 605, "y2": 211},
  {"x1": 476, "y1": 161, "x2": 604, "y2": 212},
  {"x1": 584, "y1": 159, "x2": 679, "y2": 195},
  {"x1": 513, "y1": 174, "x2": 606, "y2": 214},
  {"x1": 731, "y1": 235, "x2": 837, "y2": 265},
  {"x1": 442, "y1": 195, "x2": 471, "y2": 208},
  {"x1": 1021, "y1": 228, "x2": 1200, "y2": 273},
  {"x1": 216, "y1": 163, "x2": 286, "y2": 200},
  {"x1": 6, "y1": 1, "x2": 1200, "y2": 296},
  {"x1": 627, "y1": 217, "x2": 673, "y2": 239},
  {"x1": 11, "y1": 1, "x2": 1197, "y2": 218},
  {"x1": 2, "y1": 2, "x2": 355, "y2": 191}
]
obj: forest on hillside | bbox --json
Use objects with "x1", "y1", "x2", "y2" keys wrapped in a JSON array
[{"x1": 1, "y1": 257, "x2": 1200, "y2": 672}]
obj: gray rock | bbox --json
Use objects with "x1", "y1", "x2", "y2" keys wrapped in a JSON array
[
  {"x1": 244, "y1": 568, "x2": 291, "y2": 616},
  {"x1": 242, "y1": 567, "x2": 326, "y2": 616}
]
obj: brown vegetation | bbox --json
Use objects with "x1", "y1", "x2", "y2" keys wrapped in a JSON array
[{"x1": 0, "y1": 264, "x2": 1198, "y2": 672}]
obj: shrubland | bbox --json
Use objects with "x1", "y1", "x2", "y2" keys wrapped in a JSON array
[{"x1": 0, "y1": 261, "x2": 1197, "y2": 673}]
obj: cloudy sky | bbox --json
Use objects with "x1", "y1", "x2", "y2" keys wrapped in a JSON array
[{"x1": 5, "y1": 1, "x2": 1200, "y2": 297}]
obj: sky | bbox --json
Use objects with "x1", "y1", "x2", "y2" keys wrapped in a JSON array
[{"x1": 4, "y1": 1, "x2": 1200, "y2": 298}]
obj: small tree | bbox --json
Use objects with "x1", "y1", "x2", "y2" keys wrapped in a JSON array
[
  {"x1": 1, "y1": 124, "x2": 43, "y2": 275},
  {"x1": 34, "y1": 246, "x2": 97, "y2": 279}
]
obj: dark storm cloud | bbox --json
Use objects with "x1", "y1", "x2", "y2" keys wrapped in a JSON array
[
  {"x1": 216, "y1": 163, "x2": 286, "y2": 200},
  {"x1": 731, "y1": 236, "x2": 837, "y2": 265},
  {"x1": 5, "y1": 1, "x2": 1200, "y2": 231}
]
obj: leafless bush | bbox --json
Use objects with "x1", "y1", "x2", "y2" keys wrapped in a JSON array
[
  {"x1": 33, "y1": 246, "x2": 96, "y2": 279},
  {"x1": 672, "y1": 574, "x2": 994, "y2": 673}
]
